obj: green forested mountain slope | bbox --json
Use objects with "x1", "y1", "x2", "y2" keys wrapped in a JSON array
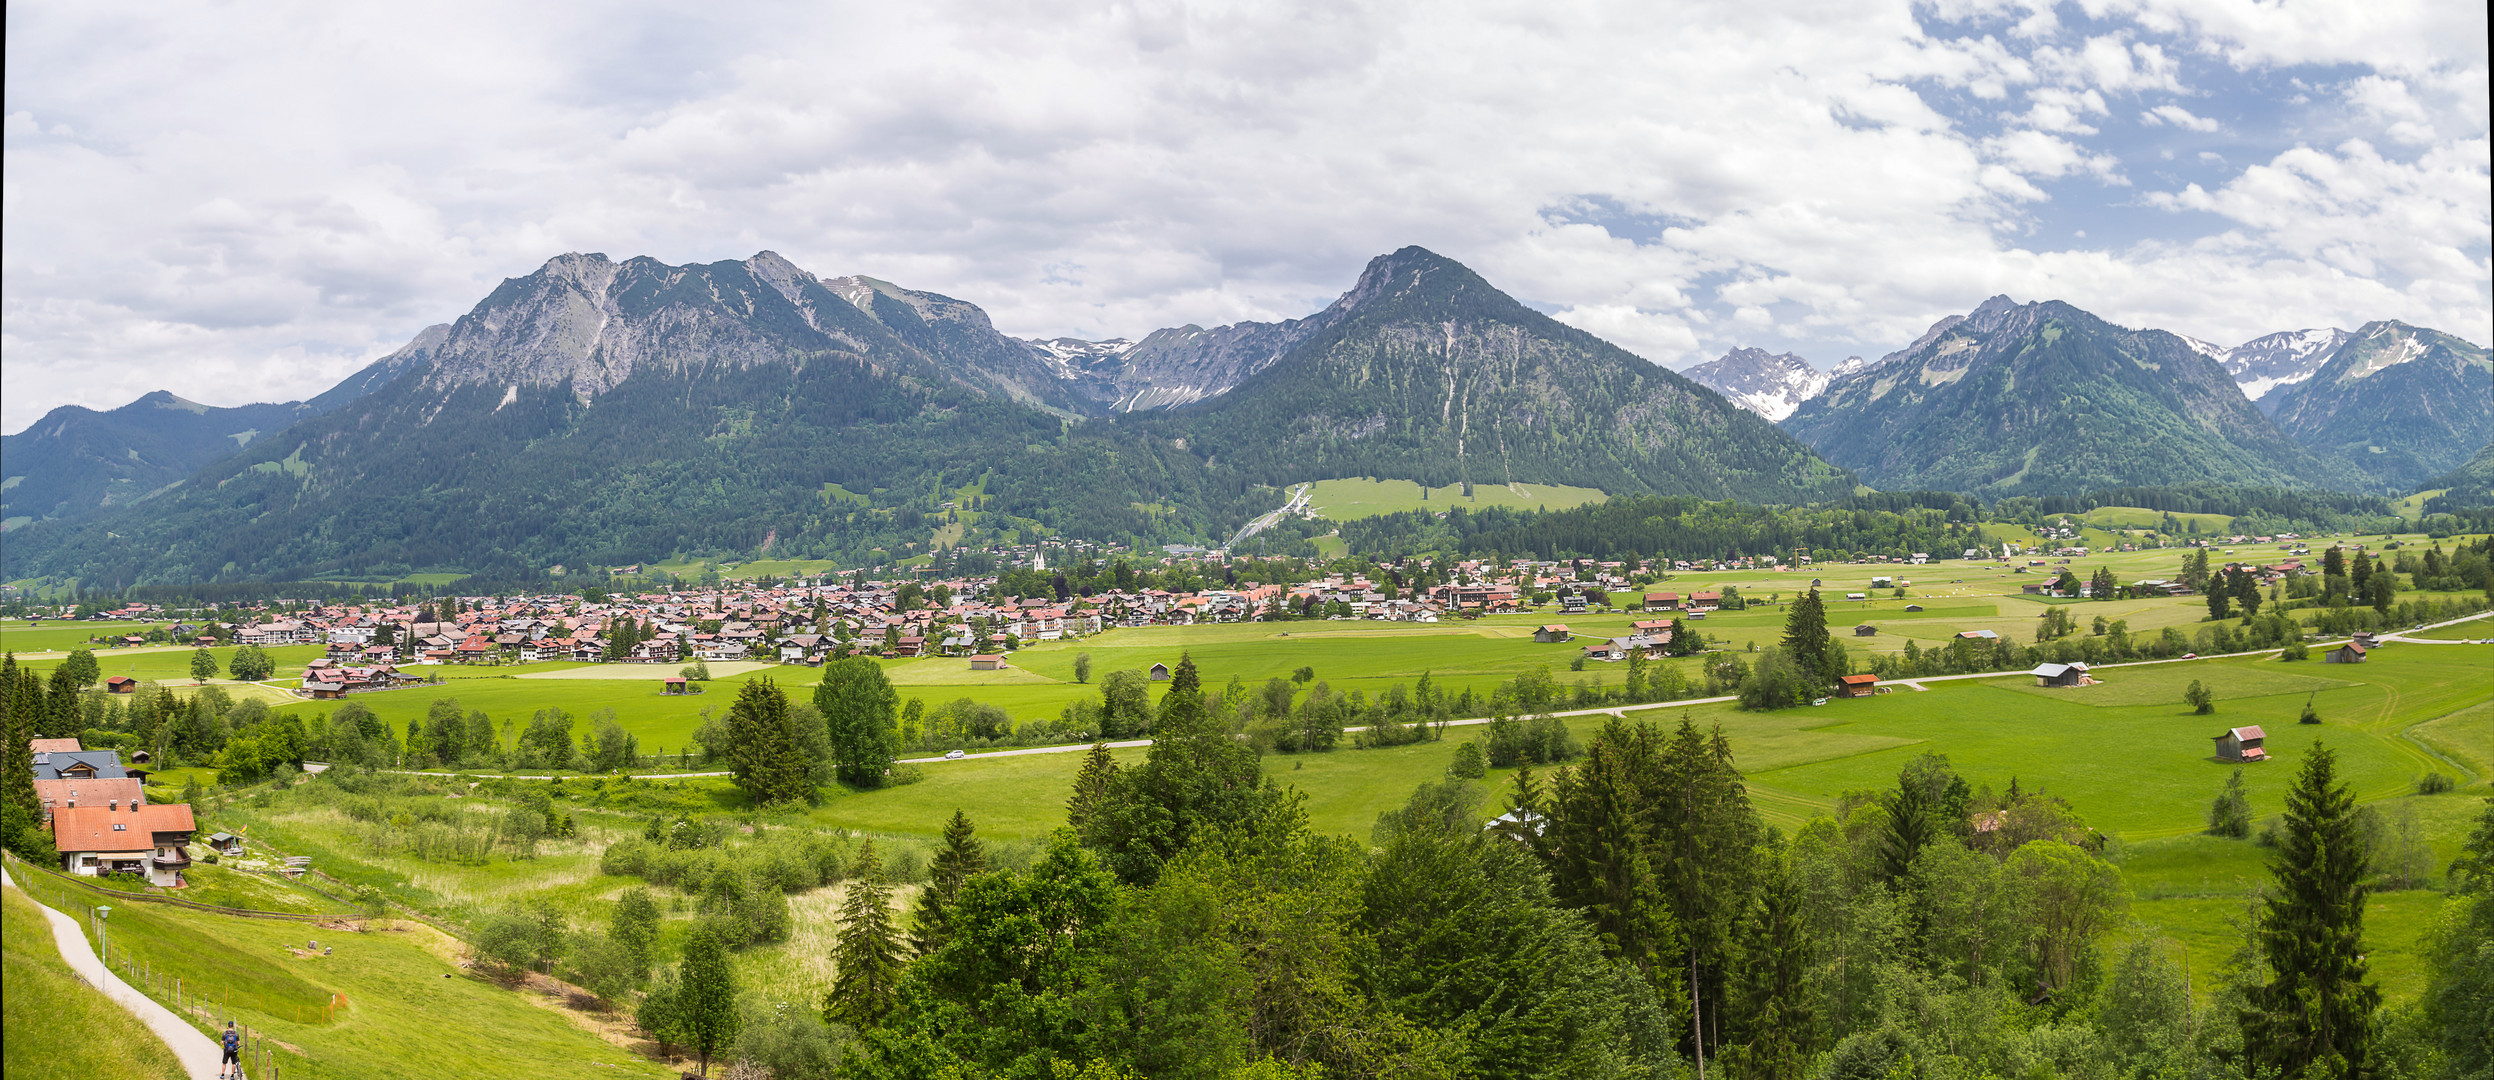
[
  {"x1": 0, "y1": 254, "x2": 1258, "y2": 584},
  {"x1": 2267, "y1": 321, "x2": 2492, "y2": 490},
  {"x1": 1780, "y1": 296, "x2": 2366, "y2": 496},
  {"x1": 1141, "y1": 248, "x2": 1854, "y2": 503},
  {"x1": 1, "y1": 329, "x2": 440, "y2": 530},
  {"x1": 4, "y1": 248, "x2": 1857, "y2": 584}
]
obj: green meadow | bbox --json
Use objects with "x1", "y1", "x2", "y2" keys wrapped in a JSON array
[
  {"x1": 1301, "y1": 476, "x2": 1609, "y2": 520},
  {"x1": 2, "y1": 884, "x2": 188, "y2": 1080},
  {"x1": 15, "y1": 864, "x2": 675, "y2": 1080}
]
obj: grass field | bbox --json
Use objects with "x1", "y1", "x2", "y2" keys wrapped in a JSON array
[
  {"x1": 14, "y1": 858, "x2": 672, "y2": 1080},
  {"x1": 1, "y1": 620, "x2": 186, "y2": 654},
  {"x1": 2, "y1": 884, "x2": 188, "y2": 1080},
  {"x1": 1301, "y1": 477, "x2": 1608, "y2": 520}
]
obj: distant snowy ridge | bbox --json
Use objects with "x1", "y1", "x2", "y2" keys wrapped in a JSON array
[{"x1": 1681, "y1": 347, "x2": 1831, "y2": 422}]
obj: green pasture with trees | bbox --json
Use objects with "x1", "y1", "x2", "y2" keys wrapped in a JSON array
[{"x1": 2, "y1": 528, "x2": 2490, "y2": 1077}]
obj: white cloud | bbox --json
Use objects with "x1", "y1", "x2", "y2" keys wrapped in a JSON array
[
  {"x1": 2141, "y1": 103, "x2": 2222, "y2": 131},
  {"x1": 1986, "y1": 129, "x2": 2128, "y2": 183},
  {"x1": 0, "y1": 0, "x2": 2486, "y2": 428}
]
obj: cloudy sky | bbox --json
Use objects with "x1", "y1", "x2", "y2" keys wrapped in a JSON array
[{"x1": 4, "y1": 0, "x2": 2486, "y2": 431}]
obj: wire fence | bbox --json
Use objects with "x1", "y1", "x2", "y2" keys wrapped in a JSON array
[{"x1": 7, "y1": 850, "x2": 341, "y2": 1080}]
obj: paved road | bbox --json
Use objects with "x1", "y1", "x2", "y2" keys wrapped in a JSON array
[{"x1": 2, "y1": 865, "x2": 231, "y2": 1080}]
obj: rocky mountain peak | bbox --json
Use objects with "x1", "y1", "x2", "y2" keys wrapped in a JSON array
[{"x1": 1681, "y1": 348, "x2": 1830, "y2": 422}]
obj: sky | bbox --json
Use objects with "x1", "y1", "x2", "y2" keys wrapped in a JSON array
[{"x1": 3, "y1": 0, "x2": 2487, "y2": 431}]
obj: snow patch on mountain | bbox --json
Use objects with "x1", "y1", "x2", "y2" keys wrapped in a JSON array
[
  {"x1": 1681, "y1": 347, "x2": 1830, "y2": 422},
  {"x1": 2215, "y1": 327, "x2": 2350, "y2": 412}
]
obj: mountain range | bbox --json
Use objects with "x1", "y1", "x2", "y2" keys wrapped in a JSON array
[
  {"x1": 0, "y1": 247, "x2": 1843, "y2": 584},
  {"x1": 8, "y1": 247, "x2": 2486, "y2": 584},
  {"x1": 1, "y1": 334, "x2": 438, "y2": 528},
  {"x1": 1684, "y1": 308, "x2": 2488, "y2": 495}
]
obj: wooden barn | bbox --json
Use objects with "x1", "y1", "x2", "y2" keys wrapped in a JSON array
[
  {"x1": 2214, "y1": 725, "x2": 2268, "y2": 763},
  {"x1": 1534, "y1": 624, "x2": 1574, "y2": 643},
  {"x1": 1837, "y1": 673, "x2": 1880, "y2": 698},
  {"x1": 2029, "y1": 662, "x2": 2092, "y2": 687},
  {"x1": 2326, "y1": 642, "x2": 2368, "y2": 664}
]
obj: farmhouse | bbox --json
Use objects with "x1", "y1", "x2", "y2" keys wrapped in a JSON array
[
  {"x1": 2030, "y1": 662, "x2": 2093, "y2": 687},
  {"x1": 2326, "y1": 642, "x2": 2368, "y2": 664},
  {"x1": 51, "y1": 802, "x2": 196, "y2": 887},
  {"x1": 1534, "y1": 624, "x2": 1574, "y2": 643},
  {"x1": 2213, "y1": 726, "x2": 2268, "y2": 763}
]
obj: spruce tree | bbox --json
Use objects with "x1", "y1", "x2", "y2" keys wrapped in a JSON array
[
  {"x1": 2207, "y1": 769, "x2": 2253, "y2": 838},
  {"x1": 826, "y1": 841, "x2": 907, "y2": 1028},
  {"x1": 1778, "y1": 589, "x2": 1835, "y2": 685},
  {"x1": 675, "y1": 924, "x2": 741, "y2": 1077},
  {"x1": 2241, "y1": 744, "x2": 2379, "y2": 1076},
  {"x1": 1064, "y1": 742, "x2": 1119, "y2": 833},
  {"x1": 1157, "y1": 652, "x2": 1207, "y2": 734},
  {"x1": 1725, "y1": 834, "x2": 1811, "y2": 1078},
  {"x1": 910, "y1": 811, "x2": 987, "y2": 955},
  {"x1": 2, "y1": 658, "x2": 46, "y2": 854}
]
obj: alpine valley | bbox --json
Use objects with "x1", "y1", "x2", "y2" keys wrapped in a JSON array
[{"x1": 6, "y1": 247, "x2": 2488, "y2": 586}]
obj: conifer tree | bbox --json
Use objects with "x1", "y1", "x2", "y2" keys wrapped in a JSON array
[
  {"x1": 2241, "y1": 744, "x2": 2379, "y2": 1075},
  {"x1": 826, "y1": 841, "x2": 907, "y2": 1028},
  {"x1": 1064, "y1": 742, "x2": 1120, "y2": 833},
  {"x1": 1156, "y1": 652, "x2": 1206, "y2": 734},
  {"x1": 1725, "y1": 834, "x2": 1811, "y2": 1078},
  {"x1": 1542, "y1": 719, "x2": 1684, "y2": 992},
  {"x1": 2207, "y1": 769, "x2": 2253, "y2": 838},
  {"x1": 2, "y1": 658, "x2": 46, "y2": 853},
  {"x1": 726, "y1": 678, "x2": 809, "y2": 805},
  {"x1": 1777, "y1": 589, "x2": 1837, "y2": 685},
  {"x1": 910, "y1": 811, "x2": 987, "y2": 955},
  {"x1": 675, "y1": 924, "x2": 741, "y2": 1077}
]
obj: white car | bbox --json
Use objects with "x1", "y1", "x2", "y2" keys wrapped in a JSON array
[{"x1": 944, "y1": 749, "x2": 966, "y2": 760}]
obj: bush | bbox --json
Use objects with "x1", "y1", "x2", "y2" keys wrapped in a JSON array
[
  {"x1": 734, "y1": 1000, "x2": 843, "y2": 1080},
  {"x1": 2279, "y1": 639, "x2": 2309, "y2": 661},
  {"x1": 600, "y1": 838, "x2": 654, "y2": 878},
  {"x1": 1447, "y1": 741, "x2": 1487, "y2": 780},
  {"x1": 2417, "y1": 772, "x2": 2456, "y2": 795},
  {"x1": 2185, "y1": 680, "x2": 2215, "y2": 715},
  {"x1": 472, "y1": 910, "x2": 542, "y2": 974}
]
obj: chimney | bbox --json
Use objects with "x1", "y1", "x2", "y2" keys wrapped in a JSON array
[{"x1": 109, "y1": 799, "x2": 118, "y2": 811}]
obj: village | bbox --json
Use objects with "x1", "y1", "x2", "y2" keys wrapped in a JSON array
[{"x1": 24, "y1": 528, "x2": 2368, "y2": 707}]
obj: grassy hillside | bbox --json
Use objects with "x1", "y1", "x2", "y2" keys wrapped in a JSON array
[
  {"x1": 2, "y1": 885, "x2": 188, "y2": 1080},
  {"x1": 12, "y1": 863, "x2": 674, "y2": 1080},
  {"x1": 1302, "y1": 477, "x2": 1607, "y2": 520}
]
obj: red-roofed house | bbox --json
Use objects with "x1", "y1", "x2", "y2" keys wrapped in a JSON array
[
  {"x1": 34, "y1": 777, "x2": 146, "y2": 823},
  {"x1": 51, "y1": 802, "x2": 196, "y2": 886}
]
